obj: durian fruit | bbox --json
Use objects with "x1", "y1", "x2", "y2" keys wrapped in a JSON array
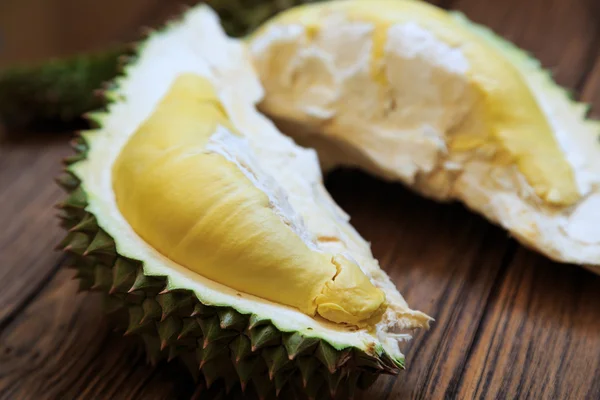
[
  {"x1": 56, "y1": 4, "x2": 430, "y2": 399},
  {"x1": 0, "y1": 0, "x2": 318, "y2": 130},
  {"x1": 248, "y1": 0, "x2": 600, "y2": 273}
]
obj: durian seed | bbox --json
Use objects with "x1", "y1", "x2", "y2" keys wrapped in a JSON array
[{"x1": 249, "y1": 324, "x2": 280, "y2": 351}]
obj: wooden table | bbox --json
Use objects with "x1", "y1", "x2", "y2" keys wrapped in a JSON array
[{"x1": 1, "y1": 0, "x2": 599, "y2": 399}]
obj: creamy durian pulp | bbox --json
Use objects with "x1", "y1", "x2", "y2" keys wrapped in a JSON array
[
  {"x1": 249, "y1": 0, "x2": 600, "y2": 268},
  {"x1": 112, "y1": 73, "x2": 388, "y2": 326}
]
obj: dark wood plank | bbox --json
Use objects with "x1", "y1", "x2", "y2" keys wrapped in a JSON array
[
  {"x1": 326, "y1": 172, "x2": 513, "y2": 400},
  {"x1": 0, "y1": 269, "x2": 196, "y2": 400},
  {"x1": 0, "y1": 136, "x2": 71, "y2": 326},
  {"x1": 456, "y1": 249, "x2": 600, "y2": 400},
  {"x1": 0, "y1": 0, "x2": 199, "y2": 68}
]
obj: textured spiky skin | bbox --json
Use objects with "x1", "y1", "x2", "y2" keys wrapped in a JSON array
[
  {"x1": 55, "y1": 129, "x2": 400, "y2": 398},
  {"x1": 0, "y1": 47, "x2": 133, "y2": 131},
  {"x1": 0, "y1": 0, "x2": 319, "y2": 131}
]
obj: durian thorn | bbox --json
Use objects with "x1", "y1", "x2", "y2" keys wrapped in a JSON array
[
  {"x1": 251, "y1": 346, "x2": 258, "y2": 352},
  {"x1": 167, "y1": 353, "x2": 176, "y2": 363},
  {"x1": 198, "y1": 359, "x2": 206, "y2": 369},
  {"x1": 108, "y1": 286, "x2": 118, "y2": 295},
  {"x1": 203, "y1": 338, "x2": 210, "y2": 349},
  {"x1": 62, "y1": 245, "x2": 73, "y2": 252},
  {"x1": 160, "y1": 313, "x2": 168, "y2": 322},
  {"x1": 268, "y1": 369, "x2": 275, "y2": 381},
  {"x1": 123, "y1": 329, "x2": 134, "y2": 337},
  {"x1": 158, "y1": 289, "x2": 170, "y2": 295},
  {"x1": 240, "y1": 381, "x2": 247, "y2": 393},
  {"x1": 160, "y1": 340, "x2": 168, "y2": 351}
]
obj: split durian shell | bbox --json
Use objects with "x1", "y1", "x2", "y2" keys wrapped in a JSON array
[
  {"x1": 248, "y1": 0, "x2": 600, "y2": 273},
  {"x1": 56, "y1": 4, "x2": 430, "y2": 399}
]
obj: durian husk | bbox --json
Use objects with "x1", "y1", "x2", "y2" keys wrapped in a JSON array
[
  {"x1": 54, "y1": 5, "x2": 409, "y2": 397},
  {"x1": 56, "y1": 137, "x2": 397, "y2": 399},
  {"x1": 0, "y1": 0, "x2": 319, "y2": 131}
]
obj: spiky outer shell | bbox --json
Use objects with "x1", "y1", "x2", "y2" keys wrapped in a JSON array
[
  {"x1": 56, "y1": 134, "x2": 401, "y2": 398},
  {"x1": 0, "y1": 47, "x2": 132, "y2": 130},
  {"x1": 0, "y1": 0, "x2": 320, "y2": 132}
]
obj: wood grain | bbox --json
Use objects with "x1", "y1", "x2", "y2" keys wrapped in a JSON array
[{"x1": 0, "y1": 0, "x2": 599, "y2": 399}]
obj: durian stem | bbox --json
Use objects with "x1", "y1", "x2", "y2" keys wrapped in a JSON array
[{"x1": 0, "y1": 0, "x2": 318, "y2": 132}]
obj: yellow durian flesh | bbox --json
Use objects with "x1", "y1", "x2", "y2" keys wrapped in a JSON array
[
  {"x1": 248, "y1": 0, "x2": 579, "y2": 206},
  {"x1": 112, "y1": 72, "x2": 386, "y2": 326}
]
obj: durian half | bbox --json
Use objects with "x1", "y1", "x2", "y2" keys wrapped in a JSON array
[
  {"x1": 57, "y1": 4, "x2": 430, "y2": 398},
  {"x1": 248, "y1": 0, "x2": 600, "y2": 272}
]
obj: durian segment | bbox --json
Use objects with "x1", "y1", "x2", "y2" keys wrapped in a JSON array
[
  {"x1": 112, "y1": 73, "x2": 385, "y2": 325},
  {"x1": 71, "y1": 3, "x2": 429, "y2": 371},
  {"x1": 248, "y1": 0, "x2": 600, "y2": 268}
]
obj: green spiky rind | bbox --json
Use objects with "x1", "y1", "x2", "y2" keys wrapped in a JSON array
[
  {"x1": 0, "y1": 0, "x2": 319, "y2": 131},
  {"x1": 450, "y1": 11, "x2": 599, "y2": 138},
  {"x1": 0, "y1": 47, "x2": 132, "y2": 130},
  {"x1": 54, "y1": 5, "x2": 403, "y2": 398}
]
